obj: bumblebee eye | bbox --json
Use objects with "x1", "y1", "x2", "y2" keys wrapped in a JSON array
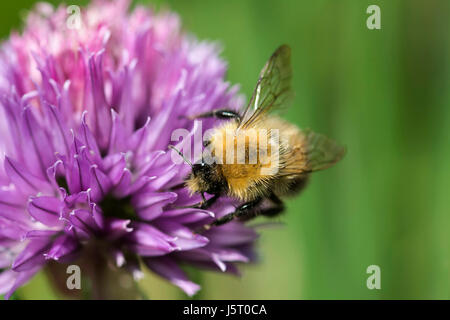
[
  {"x1": 203, "y1": 140, "x2": 211, "y2": 147},
  {"x1": 192, "y1": 162, "x2": 207, "y2": 176},
  {"x1": 192, "y1": 163, "x2": 205, "y2": 171}
]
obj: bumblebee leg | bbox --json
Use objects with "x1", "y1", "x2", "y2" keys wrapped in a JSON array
[
  {"x1": 198, "y1": 193, "x2": 220, "y2": 209},
  {"x1": 175, "y1": 193, "x2": 220, "y2": 210},
  {"x1": 260, "y1": 193, "x2": 285, "y2": 218},
  {"x1": 183, "y1": 109, "x2": 241, "y2": 121},
  {"x1": 258, "y1": 203, "x2": 285, "y2": 218},
  {"x1": 238, "y1": 194, "x2": 285, "y2": 222},
  {"x1": 203, "y1": 198, "x2": 263, "y2": 230},
  {"x1": 169, "y1": 182, "x2": 186, "y2": 190}
]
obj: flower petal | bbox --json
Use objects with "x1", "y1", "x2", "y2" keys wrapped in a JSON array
[
  {"x1": 4, "y1": 156, "x2": 52, "y2": 196},
  {"x1": 12, "y1": 238, "x2": 51, "y2": 272},
  {"x1": 132, "y1": 192, "x2": 177, "y2": 221},
  {"x1": 28, "y1": 196, "x2": 63, "y2": 227},
  {"x1": 3, "y1": 265, "x2": 42, "y2": 299},
  {"x1": 44, "y1": 234, "x2": 79, "y2": 261},
  {"x1": 144, "y1": 256, "x2": 200, "y2": 297}
]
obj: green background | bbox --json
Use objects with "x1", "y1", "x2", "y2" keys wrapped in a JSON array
[{"x1": 1, "y1": 0, "x2": 449, "y2": 299}]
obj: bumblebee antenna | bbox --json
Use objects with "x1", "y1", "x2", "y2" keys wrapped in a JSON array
[{"x1": 168, "y1": 145, "x2": 193, "y2": 167}]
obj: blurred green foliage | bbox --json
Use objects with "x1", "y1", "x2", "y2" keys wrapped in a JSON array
[{"x1": 1, "y1": 0, "x2": 448, "y2": 299}]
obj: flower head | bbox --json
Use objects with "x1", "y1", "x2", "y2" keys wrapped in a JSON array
[{"x1": 0, "y1": 0, "x2": 257, "y2": 299}]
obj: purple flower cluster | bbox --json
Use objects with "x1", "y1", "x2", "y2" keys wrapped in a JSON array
[{"x1": 0, "y1": 0, "x2": 257, "y2": 298}]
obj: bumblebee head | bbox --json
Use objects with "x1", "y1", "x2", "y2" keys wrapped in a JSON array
[
  {"x1": 187, "y1": 162, "x2": 225, "y2": 195},
  {"x1": 192, "y1": 162, "x2": 208, "y2": 176},
  {"x1": 169, "y1": 145, "x2": 226, "y2": 196}
]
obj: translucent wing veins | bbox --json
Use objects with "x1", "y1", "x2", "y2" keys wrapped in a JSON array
[{"x1": 239, "y1": 45, "x2": 293, "y2": 129}]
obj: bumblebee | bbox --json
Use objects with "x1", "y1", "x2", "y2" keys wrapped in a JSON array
[{"x1": 171, "y1": 45, "x2": 345, "y2": 229}]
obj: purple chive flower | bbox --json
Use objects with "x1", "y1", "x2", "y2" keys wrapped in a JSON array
[{"x1": 0, "y1": 0, "x2": 257, "y2": 299}]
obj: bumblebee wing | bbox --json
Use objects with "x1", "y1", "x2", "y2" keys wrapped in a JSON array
[
  {"x1": 239, "y1": 45, "x2": 293, "y2": 129},
  {"x1": 282, "y1": 129, "x2": 346, "y2": 175},
  {"x1": 301, "y1": 129, "x2": 346, "y2": 172}
]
